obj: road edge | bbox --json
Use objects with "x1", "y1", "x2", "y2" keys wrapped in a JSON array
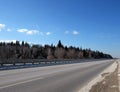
[
  {"x1": 78, "y1": 60, "x2": 117, "y2": 92},
  {"x1": 118, "y1": 59, "x2": 120, "y2": 92}
]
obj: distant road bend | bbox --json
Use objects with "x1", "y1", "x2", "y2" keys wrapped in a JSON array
[{"x1": 0, "y1": 59, "x2": 114, "y2": 92}]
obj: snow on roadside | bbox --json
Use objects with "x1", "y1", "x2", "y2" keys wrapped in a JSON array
[
  {"x1": 117, "y1": 59, "x2": 120, "y2": 92},
  {"x1": 78, "y1": 60, "x2": 117, "y2": 92}
]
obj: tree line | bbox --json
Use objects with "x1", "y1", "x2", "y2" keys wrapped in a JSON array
[{"x1": 0, "y1": 40, "x2": 112, "y2": 60}]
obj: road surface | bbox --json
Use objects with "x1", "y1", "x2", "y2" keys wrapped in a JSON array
[{"x1": 0, "y1": 59, "x2": 114, "y2": 92}]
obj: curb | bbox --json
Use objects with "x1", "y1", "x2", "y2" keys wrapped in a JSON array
[{"x1": 78, "y1": 61, "x2": 117, "y2": 92}]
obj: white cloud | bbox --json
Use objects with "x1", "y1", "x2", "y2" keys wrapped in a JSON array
[
  {"x1": 0, "y1": 40, "x2": 16, "y2": 43},
  {"x1": 32, "y1": 30, "x2": 39, "y2": 34},
  {"x1": 7, "y1": 28, "x2": 12, "y2": 32},
  {"x1": 46, "y1": 32, "x2": 51, "y2": 35},
  {"x1": 0, "y1": 24, "x2": 12, "y2": 32},
  {"x1": 26, "y1": 30, "x2": 39, "y2": 35},
  {"x1": 17, "y1": 29, "x2": 28, "y2": 33},
  {"x1": 65, "y1": 31, "x2": 69, "y2": 34},
  {"x1": 17, "y1": 29, "x2": 39, "y2": 35},
  {"x1": 17, "y1": 28, "x2": 52, "y2": 36},
  {"x1": 0, "y1": 24, "x2": 6, "y2": 31},
  {"x1": 26, "y1": 31, "x2": 33, "y2": 35},
  {"x1": 72, "y1": 30, "x2": 79, "y2": 35}
]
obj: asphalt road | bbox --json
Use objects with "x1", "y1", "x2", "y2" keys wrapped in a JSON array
[{"x1": 0, "y1": 59, "x2": 114, "y2": 92}]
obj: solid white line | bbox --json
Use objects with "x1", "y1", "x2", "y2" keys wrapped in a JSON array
[{"x1": 0, "y1": 77, "x2": 44, "y2": 89}]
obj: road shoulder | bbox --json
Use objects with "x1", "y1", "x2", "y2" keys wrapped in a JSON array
[
  {"x1": 118, "y1": 60, "x2": 120, "y2": 92},
  {"x1": 79, "y1": 60, "x2": 118, "y2": 92}
]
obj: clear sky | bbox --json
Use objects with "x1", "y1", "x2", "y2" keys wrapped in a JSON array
[{"x1": 0, "y1": 0, "x2": 120, "y2": 57}]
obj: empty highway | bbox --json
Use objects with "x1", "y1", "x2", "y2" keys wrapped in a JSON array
[{"x1": 0, "y1": 59, "x2": 114, "y2": 92}]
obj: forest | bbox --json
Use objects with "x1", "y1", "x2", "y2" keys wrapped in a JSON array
[{"x1": 0, "y1": 40, "x2": 112, "y2": 60}]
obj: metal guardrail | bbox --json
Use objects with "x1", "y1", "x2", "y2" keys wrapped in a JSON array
[
  {"x1": 0, "y1": 59, "x2": 80, "y2": 66},
  {"x1": 0, "y1": 59, "x2": 112, "y2": 66}
]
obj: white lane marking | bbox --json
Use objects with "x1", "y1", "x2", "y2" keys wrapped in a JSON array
[{"x1": 0, "y1": 77, "x2": 44, "y2": 89}]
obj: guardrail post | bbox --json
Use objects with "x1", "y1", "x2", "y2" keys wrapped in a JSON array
[
  {"x1": 13, "y1": 63, "x2": 15, "y2": 66},
  {"x1": 24, "y1": 62, "x2": 26, "y2": 65},
  {"x1": 32, "y1": 62, "x2": 34, "y2": 65},
  {"x1": 1, "y1": 63, "x2": 3, "y2": 66}
]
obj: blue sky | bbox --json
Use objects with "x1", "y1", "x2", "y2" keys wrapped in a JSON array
[{"x1": 0, "y1": 0, "x2": 120, "y2": 57}]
